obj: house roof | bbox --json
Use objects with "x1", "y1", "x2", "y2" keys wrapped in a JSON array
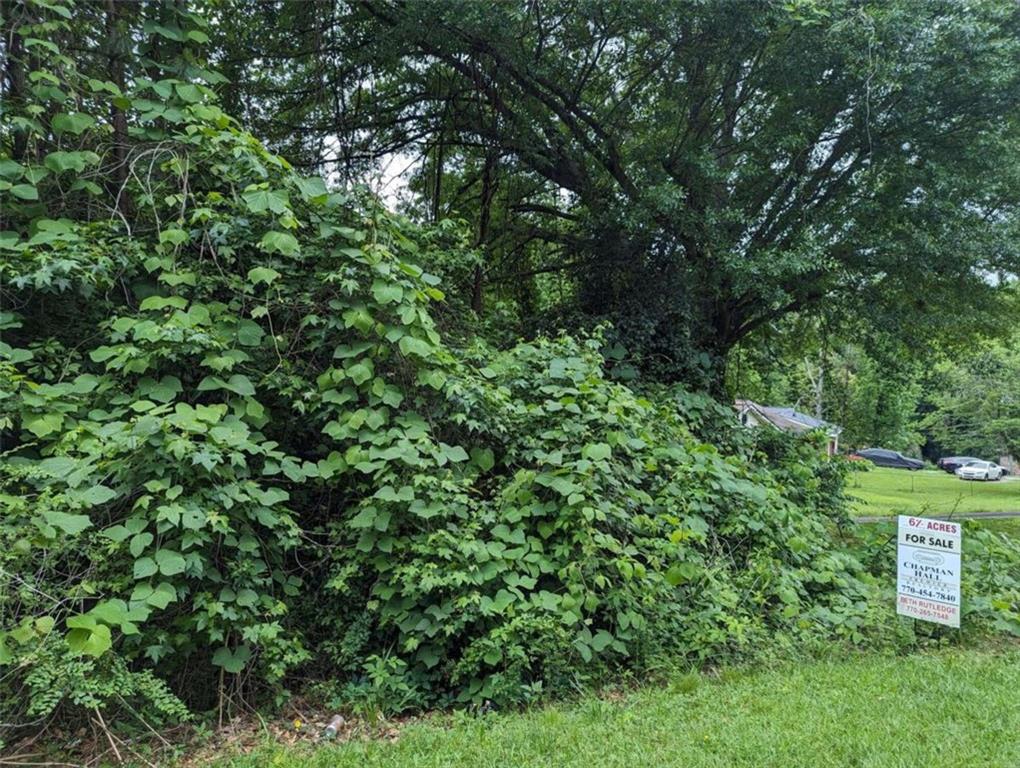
[{"x1": 735, "y1": 399, "x2": 842, "y2": 436}]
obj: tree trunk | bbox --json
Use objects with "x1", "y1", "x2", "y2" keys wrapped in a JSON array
[
  {"x1": 431, "y1": 135, "x2": 444, "y2": 222},
  {"x1": 472, "y1": 152, "x2": 496, "y2": 315},
  {"x1": 105, "y1": 0, "x2": 130, "y2": 216},
  {"x1": 2, "y1": 2, "x2": 29, "y2": 162}
]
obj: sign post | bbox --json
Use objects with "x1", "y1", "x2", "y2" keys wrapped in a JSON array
[{"x1": 896, "y1": 515, "x2": 961, "y2": 627}]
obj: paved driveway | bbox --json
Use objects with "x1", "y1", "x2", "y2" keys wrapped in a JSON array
[{"x1": 855, "y1": 510, "x2": 1020, "y2": 523}]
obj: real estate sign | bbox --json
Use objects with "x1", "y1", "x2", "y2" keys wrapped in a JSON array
[{"x1": 896, "y1": 515, "x2": 961, "y2": 627}]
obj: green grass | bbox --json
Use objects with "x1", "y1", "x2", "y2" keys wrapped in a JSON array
[
  {"x1": 849, "y1": 467, "x2": 1020, "y2": 516},
  {"x1": 210, "y1": 648, "x2": 1020, "y2": 768}
]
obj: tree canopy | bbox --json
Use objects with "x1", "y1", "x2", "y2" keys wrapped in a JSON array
[{"x1": 210, "y1": 0, "x2": 1020, "y2": 387}]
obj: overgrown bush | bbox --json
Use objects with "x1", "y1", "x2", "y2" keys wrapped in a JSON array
[
  {"x1": 303, "y1": 334, "x2": 894, "y2": 710},
  {"x1": 0, "y1": 0, "x2": 454, "y2": 736},
  {"x1": 752, "y1": 428, "x2": 856, "y2": 528}
]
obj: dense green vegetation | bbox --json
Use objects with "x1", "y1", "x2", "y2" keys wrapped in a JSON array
[
  {"x1": 734, "y1": 330, "x2": 1020, "y2": 458},
  {"x1": 977, "y1": 518, "x2": 1020, "y2": 537},
  {"x1": 212, "y1": 648, "x2": 1020, "y2": 768},
  {"x1": 731, "y1": 339, "x2": 927, "y2": 451},
  {"x1": 213, "y1": 0, "x2": 1020, "y2": 389},
  {"x1": 920, "y1": 343, "x2": 1020, "y2": 461},
  {"x1": 850, "y1": 468, "x2": 1020, "y2": 516},
  {"x1": 1, "y1": 0, "x2": 1020, "y2": 762}
]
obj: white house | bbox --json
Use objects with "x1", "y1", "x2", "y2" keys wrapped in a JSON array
[{"x1": 735, "y1": 399, "x2": 843, "y2": 456}]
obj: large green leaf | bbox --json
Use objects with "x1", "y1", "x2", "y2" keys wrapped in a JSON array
[
  {"x1": 24, "y1": 412, "x2": 62, "y2": 437},
  {"x1": 155, "y1": 549, "x2": 186, "y2": 576},
  {"x1": 197, "y1": 374, "x2": 256, "y2": 397},
  {"x1": 133, "y1": 557, "x2": 158, "y2": 579},
  {"x1": 9, "y1": 183, "x2": 38, "y2": 200},
  {"x1": 371, "y1": 280, "x2": 403, "y2": 305},
  {"x1": 51, "y1": 111, "x2": 96, "y2": 135},
  {"x1": 294, "y1": 175, "x2": 328, "y2": 201},
  {"x1": 0, "y1": 159, "x2": 24, "y2": 178},
  {"x1": 89, "y1": 599, "x2": 149, "y2": 635},
  {"x1": 471, "y1": 447, "x2": 495, "y2": 472},
  {"x1": 247, "y1": 266, "x2": 281, "y2": 285},
  {"x1": 129, "y1": 532, "x2": 154, "y2": 557},
  {"x1": 259, "y1": 230, "x2": 299, "y2": 256},
  {"x1": 66, "y1": 616, "x2": 112, "y2": 657},
  {"x1": 78, "y1": 485, "x2": 118, "y2": 507},
  {"x1": 211, "y1": 644, "x2": 251, "y2": 673},
  {"x1": 175, "y1": 83, "x2": 203, "y2": 103},
  {"x1": 236, "y1": 320, "x2": 265, "y2": 346},
  {"x1": 44, "y1": 150, "x2": 100, "y2": 173},
  {"x1": 242, "y1": 188, "x2": 290, "y2": 215},
  {"x1": 138, "y1": 375, "x2": 183, "y2": 403},
  {"x1": 42, "y1": 511, "x2": 92, "y2": 535},
  {"x1": 582, "y1": 443, "x2": 612, "y2": 461},
  {"x1": 438, "y1": 443, "x2": 469, "y2": 464},
  {"x1": 131, "y1": 581, "x2": 178, "y2": 611}
]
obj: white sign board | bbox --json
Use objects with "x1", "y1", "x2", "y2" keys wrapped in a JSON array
[{"x1": 896, "y1": 515, "x2": 961, "y2": 627}]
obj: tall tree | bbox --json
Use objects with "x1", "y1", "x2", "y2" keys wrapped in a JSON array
[{"x1": 211, "y1": 0, "x2": 1020, "y2": 389}]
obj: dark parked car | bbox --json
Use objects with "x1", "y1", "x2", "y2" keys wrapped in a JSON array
[
  {"x1": 851, "y1": 448, "x2": 925, "y2": 470},
  {"x1": 937, "y1": 456, "x2": 982, "y2": 474}
]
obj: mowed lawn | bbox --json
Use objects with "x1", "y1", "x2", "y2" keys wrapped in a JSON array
[
  {"x1": 849, "y1": 467, "x2": 1020, "y2": 516},
  {"x1": 210, "y1": 649, "x2": 1020, "y2": 768}
]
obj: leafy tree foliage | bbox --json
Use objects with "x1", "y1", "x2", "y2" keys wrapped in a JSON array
[
  {"x1": 211, "y1": 0, "x2": 1020, "y2": 387},
  {"x1": 730, "y1": 332, "x2": 923, "y2": 452},
  {"x1": 920, "y1": 342, "x2": 1020, "y2": 460}
]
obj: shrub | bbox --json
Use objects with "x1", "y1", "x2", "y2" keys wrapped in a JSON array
[
  {"x1": 0, "y1": 0, "x2": 452, "y2": 731},
  {"x1": 305, "y1": 334, "x2": 894, "y2": 708}
]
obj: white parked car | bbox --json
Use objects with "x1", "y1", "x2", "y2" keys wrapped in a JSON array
[{"x1": 955, "y1": 460, "x2": 1004, "y2": 481}]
